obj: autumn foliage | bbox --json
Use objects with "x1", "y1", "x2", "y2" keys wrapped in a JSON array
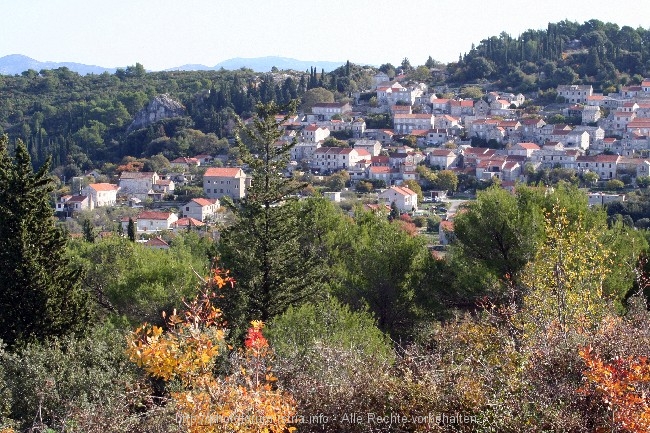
[
  {"x1": 126, "y1": 265, "x2": 296, "y2": 433},
  {"x1": 579, "y1": 346, "x2": 650, "y2": 433}
]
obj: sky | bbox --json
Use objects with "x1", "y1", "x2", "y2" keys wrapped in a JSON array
[{"x1": 2, "y1": 0, "x2": 649, "y2": 71}]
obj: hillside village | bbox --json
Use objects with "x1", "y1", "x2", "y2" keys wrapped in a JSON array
[
  {"x1": 54, "y1": 73, "x2": 650, "y2": 243},
  {"x1": 8, "y1": 15, "x2": 650, "y2": 431}
]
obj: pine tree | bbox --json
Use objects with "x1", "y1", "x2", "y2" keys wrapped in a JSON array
[
  {"x1": 217, "y1": 101, "x2": 325, "y2": 339},
  {"x1": 0, "y1": 136, "x2": 92, "y2": 347}
]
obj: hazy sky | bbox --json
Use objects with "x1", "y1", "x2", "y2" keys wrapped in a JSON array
[{"x1": 2, "y1": 0, "x2": 649, "y2": 70}]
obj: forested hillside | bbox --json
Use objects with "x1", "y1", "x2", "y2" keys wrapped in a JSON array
[
  {"x1": 452, "y1": 19, "x2": 650, "y2": 92},
  {"x1": 1, "y1": 19, "x2": 649, "y2": 179}
]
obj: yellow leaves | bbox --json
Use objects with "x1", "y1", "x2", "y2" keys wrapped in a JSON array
[
  {"x1": 520, "y1": 203, "x2": 612, "y2": 338},
  {"x1": 127, "y1": 264, "x2": 296, "y2": 433}
]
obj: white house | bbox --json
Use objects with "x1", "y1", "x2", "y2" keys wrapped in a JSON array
[
  {"x1": 311, "y1": 102, "x2": 352, "y2": 120},
  {"x1": 203, "y1": 167, "x2": 247, "y2": 200},
  {"x1": 393, "y1": 114, "x2": 434, "y2": 134},
  {"x1": 427, "y1": 149, "x2": 458, "y2": 169},
  {"x1": 508, "y1": 142, "x2": 540, "y2": 158},
  {"x1": 125, "y1": 211, "x2": 179, "y2": 233},
  {"x1": 302, "y1": 124, "x2": 330, "y2": 142},
  {"x1": 55, "y1": 195, "x2": 91, "y2": 215},
  {"x1": 182, "y1": 198, "x2": 220, "y2": 222},
  {"x1": 83, "y1": 183, "x2": 119, "y2": 207},
  {"x1": 379, "y1": 185, "x2": 418, "y2": 212},
  {"x1": 353, "y1": 139, "x2": 382, "y2": 157},
  {"x1": 311, "y1": 147, "x2": 371, "y2": 172},
  {"x1": 557, "y1": 85, "x2": 593, "y2": 103}
]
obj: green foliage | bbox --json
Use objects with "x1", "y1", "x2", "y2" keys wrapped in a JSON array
[
  {"x1": 327, "y1": 210, "x2": 437, "y2": 339},
  {"x1": 267, "y1": 297, "x2": 394, "y2": 365},
  {"x1": 0, "y1": 324, "x2": 161, "y2": 431},
  {"x1": 453, "y1": 186, "x2": 544, "y2": 290},
  {"x1": 299, "y1": 87, "x2": 334, "y2": 113},
  {"x1": 606, "y1": 179, "x2": 625, "y2": 191},
  {"x1": 70, "y1": 234, "x2": 211, "y2": 324},
  {"x1": 217, "y1": 102, "x2": 326, "y2": 339},
  {"x1": 459, "y1": 85, "x2": 485, "y2": 99},
  {"x1": 0, "y1": 136, "x2": 92, "y2": 347}
]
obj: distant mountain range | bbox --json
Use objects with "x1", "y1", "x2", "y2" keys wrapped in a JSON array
[
  {"x1": 0, "y1": 54, "x2": 116, "y2": 75},
  {"x1": 167, "y1": 56, "x2": 347, "y2": 73},
  {"x1": 0, "y1": 54, "x2": 347, "y2": 76}
]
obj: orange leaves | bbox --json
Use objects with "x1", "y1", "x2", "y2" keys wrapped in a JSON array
[
  {"x1": 579, "y1": 346, "x2": 650, "y2": 433},
  {"x1": 126, "y1": 263, "x2": 295, "y2": 433}
]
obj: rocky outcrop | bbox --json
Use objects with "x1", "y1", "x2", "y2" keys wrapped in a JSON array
[{"x1": 128, "y1": 94, "x2": 186, "y2": 132}]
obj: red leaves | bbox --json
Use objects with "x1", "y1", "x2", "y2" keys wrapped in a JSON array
[
  {"x1": 244, "y1": 321, "x2": 268, "y2": 350},
  {"x1": 579, "y1": 346, "x2": 650, "y2": 433}
]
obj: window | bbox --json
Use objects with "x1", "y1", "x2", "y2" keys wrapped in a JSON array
[{"x1": 186, "y1": 207, "x2": 190, "y2": 211}]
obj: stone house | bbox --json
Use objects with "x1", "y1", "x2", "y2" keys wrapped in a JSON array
[{"x1": 203, "y1": 167, "x2": 247, "y2": 200}]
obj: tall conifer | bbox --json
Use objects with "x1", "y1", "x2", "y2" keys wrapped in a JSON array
[
  {"x1": 217, "y1": 102, "x2": 325, "y2": 338},
  {"x1": 0, "y1": 136, "x2": 91, "y2": 347}
]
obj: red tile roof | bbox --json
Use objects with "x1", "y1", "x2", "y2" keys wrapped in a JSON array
[
  {"x1": 88, "y1": 183, "x2": 118, "y2": 191},
  {"x1": 204, "y1": 167, "x2": 244, "y2": 177},
  {"x1": 173, "y1": 217, "x2": 205, "y2": 227},
  {"x1": 138, "y1": 211, "x2": 173, "y2": 220},
  {"x1": 191, "y1": 198, "x2": 217, "y2": 207}
]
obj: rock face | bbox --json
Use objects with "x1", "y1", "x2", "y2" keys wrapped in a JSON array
[{"x1": 128, "y1": 94, "x2": 186, "y2": 132}]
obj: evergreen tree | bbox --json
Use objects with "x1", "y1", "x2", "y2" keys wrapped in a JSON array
[
  {"x1": 82, "y1": 218, "x2": 95, "y2": 242},
  {"x1": 217, "y1": 101, "x2": 325, "y2": 339},
  {"x1": 127, "y1": 217, "x2": 136, "y2": 242},
  {"x1": 389, "y1": 201, "x2": 400, "y2": 221},
  {"x1": 0, "y1": 135, "x2": 91, "y2": 347}
]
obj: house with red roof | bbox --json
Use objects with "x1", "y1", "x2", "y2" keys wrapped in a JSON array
[
  {"x1": 353, "y1": 139, "x2": 382, "y2": 157},
  {"x1": 576, "y1": 154, "x2": 620, "y2": 179},
  {"x1": 462, "y1": 147, "x2": 497, "y2": 167},
  {"x1": 170, "y1": 157, "x2": 200, "y2": 170},
  {"x1": 182, "y1": 198, "x2": 220, "y2": 222},
  {"x1": 428, "y1": 149, "x2": 458, "y2": 169},
  {"x1": 203, "y1": 167, "x2": 247, "y2": 200},
  {"x1": 143, "y1": 237, "x2": 170, "y2": 250},
  {"x1": 311, "y1": 147, "x2": 371, "y2": 172},
  {"x1": 368, "y1": 166, "x2": 399, "y2": 184},
  {"x1": 509, "y1": 142, "x2": 540, "y2": 158},
  {"x1": 83, "y1": 183, "x2": 119, "y2": 207},
  {"x1": 124, "y1": 211, "x2": 179, "y2": 233},
  {"x1": 626, "y1": 118, "x2": 650, "y2": 135},
  {"x1": 171, "y1": 217, "x2": 206, "y2": 233},
  {"x1": 642, "y1": 79, "x2": 650, "y2": 93},
  {"x1": 302, "y1": 124, "x2": 330, "y2": 142},
  {"x1": 55, "y1": 195, "x2": 91, "y2": 216},
  {"x1": 379, "y1": 185, "x2": 418, "y2": 212}
]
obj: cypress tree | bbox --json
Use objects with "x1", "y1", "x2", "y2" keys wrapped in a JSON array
[
  {"x1": 127, "y1": 217, "x2": 136, "y2": 242},
  {"x1": 217, "y1": 101, "x2": 325, "y2": 339},
  {"x1": 0, "y1": 136, "x2": 92, "y2": 347}
]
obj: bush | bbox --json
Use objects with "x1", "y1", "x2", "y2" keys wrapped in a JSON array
[
  {"x1": 267, "y1": 298, "x2": 396, "y2": 432},
  {"x1": 0, "y1": 324, "x2": 174, "y2": 432}
]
